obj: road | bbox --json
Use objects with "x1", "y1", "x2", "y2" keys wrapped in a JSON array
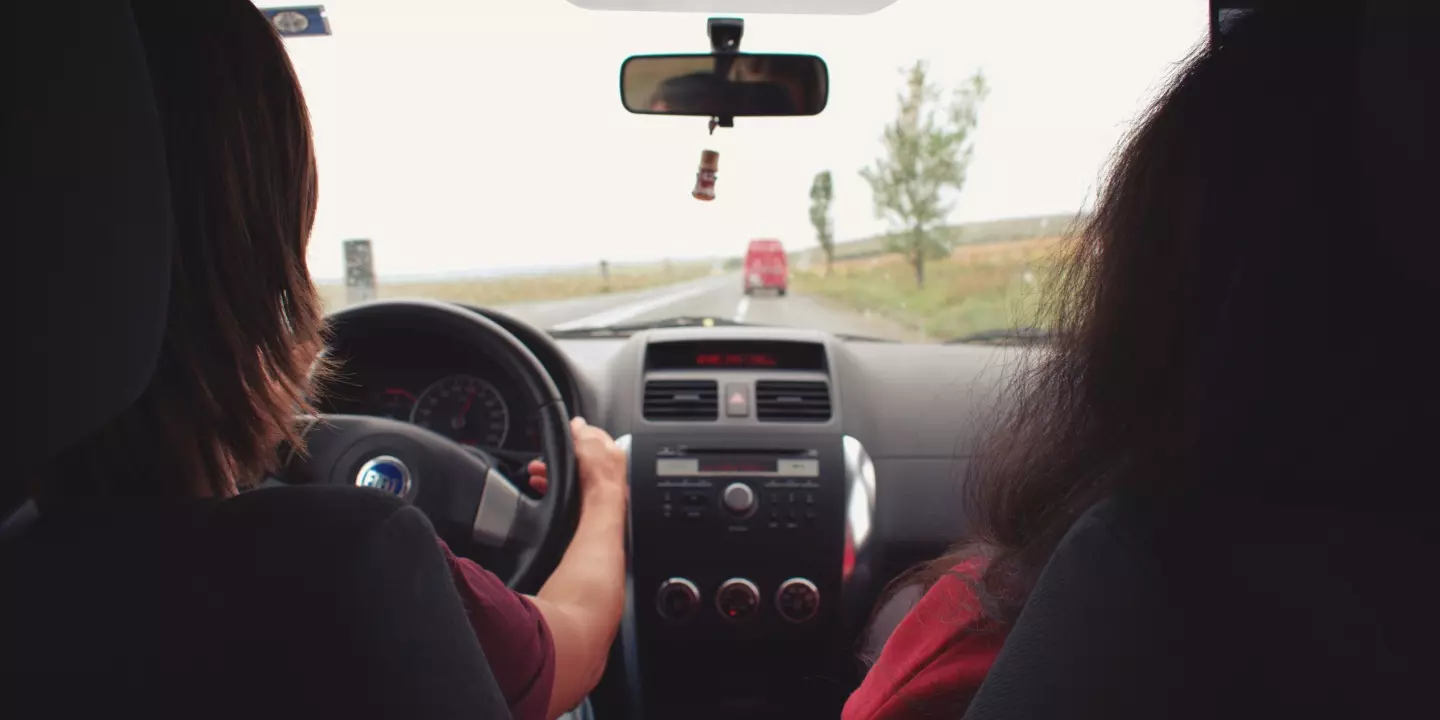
[{"x1": 496, "y1": 273, "x2": 918, "y2": 341}]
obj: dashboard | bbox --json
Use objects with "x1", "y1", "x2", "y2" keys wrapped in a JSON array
[
  {"x1": 316, "y1": 310, "x2": 587, "y2": 480},
  {"x1": 320, "y1": 301, "x2": 1022, "y2": 720},
  {"x1": 319, "y1": 328, "x2": 544, "y2": 452}
]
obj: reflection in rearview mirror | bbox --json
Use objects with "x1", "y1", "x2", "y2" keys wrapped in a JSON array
[{"x1": 620, "y1": 53, "x2": 829, "y2": 117}]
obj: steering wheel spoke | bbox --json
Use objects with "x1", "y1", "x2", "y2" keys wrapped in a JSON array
[{"x1": 473, "y1": 468, "x2": 544, "y2": 548}]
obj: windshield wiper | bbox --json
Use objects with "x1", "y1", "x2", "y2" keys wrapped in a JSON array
[
  {"x1": 945, "y1": 327, "x2": 1054, "y2": 346},
  {"x1": 548, "y1": 316, "x2": 753, "y2": 338}
]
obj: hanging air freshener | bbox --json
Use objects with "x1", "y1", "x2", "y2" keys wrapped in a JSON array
[{"x1": 693, "y1": 149, "x2": 719, "y2": 201}]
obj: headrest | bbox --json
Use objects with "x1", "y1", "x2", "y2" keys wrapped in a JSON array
[
  {"x1": 1355, "y1": 1, "x2": 1437, "y2": 282},
  {"x1": 7, "y1": 1, "x2": 174, "y2": 467}
]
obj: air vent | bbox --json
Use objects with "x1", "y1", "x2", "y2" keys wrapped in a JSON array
[
  {"x1": 643, "y1": 380, "x2": 718, "y2": 421},
  {"x1": 756, "y1": 381, "x2": 832, "y2": 422}
]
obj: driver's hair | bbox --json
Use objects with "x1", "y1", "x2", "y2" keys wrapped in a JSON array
[{"x1": 37, "y1": 1, "x2": 328, "y2": 499}]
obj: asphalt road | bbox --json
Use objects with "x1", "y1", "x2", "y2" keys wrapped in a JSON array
[{"x1": 496, "y1": 273, "x2": 917, "y2": 341}]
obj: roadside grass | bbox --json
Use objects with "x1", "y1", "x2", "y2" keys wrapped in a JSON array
[
  {"x1": 793, "y1": 237, "x2": 1069, "y2": 341},
  {"x1": 317, "y1": 262, "x2": 711, "y2": 314}
]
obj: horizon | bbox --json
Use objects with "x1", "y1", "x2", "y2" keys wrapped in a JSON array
[{"x1": 310, "y1": 210, "x2": 1081, "y2": 283}]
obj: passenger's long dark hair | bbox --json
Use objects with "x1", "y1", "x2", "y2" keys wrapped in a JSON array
[{"x1": 920, "y1": 2, "x2": 1438, "y2": 627}]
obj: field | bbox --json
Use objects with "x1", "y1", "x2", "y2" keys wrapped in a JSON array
[
  {"x1": 317, "y1": 261, "x2": 711, "y2": 313},
  {"x1": 789, "y1": 213, "x2": 1082, "y2": 269},
  {"x1": 792, "y1": 236, "x2": 1069, "y2": 342}
]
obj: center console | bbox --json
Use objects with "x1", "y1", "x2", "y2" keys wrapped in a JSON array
[{"x1": 616, "y1": 334, "x2": 875, "y2": 719}]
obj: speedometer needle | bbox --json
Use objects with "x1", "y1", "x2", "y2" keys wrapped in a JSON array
[{"x1": 453, "y1": 390, "x2": 476, "y2": 430}]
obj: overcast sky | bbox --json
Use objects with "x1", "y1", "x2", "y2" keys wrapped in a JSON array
[{"x1": 270, "y1": 0, "x2": 1208, "y2": 280}]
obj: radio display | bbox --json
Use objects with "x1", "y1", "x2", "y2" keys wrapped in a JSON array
[
  {"x1": 646, "y1": 340, "x2": 827, "y2": 371},
  {"x1": 699, "y1": 458, "x2": 776, "y2": 473},
  {"x1": 656, "y1": 455, "x2": 820, "y2": 478}
]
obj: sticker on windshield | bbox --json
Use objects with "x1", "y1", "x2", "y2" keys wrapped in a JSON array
[{"x1": 261, "y1": 6, "x2": 332, "y2": 37}]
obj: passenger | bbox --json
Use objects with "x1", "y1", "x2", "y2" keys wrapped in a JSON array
[
  {"x1": 729, "y1": 54, "x2": 820, "y2": 114},
  {"x1": 37, "y1": 3, "x2": 627, "y2": 720},
  {"x1": 844, "y1": 5, "x2": 1434, "y2": 718}
]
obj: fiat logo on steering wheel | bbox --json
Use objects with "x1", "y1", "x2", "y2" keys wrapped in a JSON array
[{"x1": 355, "y1": 456, "x2": 412, "y2": 498}]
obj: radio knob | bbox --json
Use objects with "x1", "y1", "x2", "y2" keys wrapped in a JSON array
[
  {"x1": 655, "y1": 578, "x2": 700, "y2": 622},
  {"x1": 721, "y1": 482, "x2": 756, "y2": 516},
  {"x1": 775, "y1": 578, "x2": 820, "y2": 623},
  {"x1": 715, "y1": 578, "x2": 761, "y2": 622}
]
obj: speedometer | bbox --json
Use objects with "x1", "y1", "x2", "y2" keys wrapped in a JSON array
[{"x1": 410, "y1": 374, "x2": 510, "y2": 448}]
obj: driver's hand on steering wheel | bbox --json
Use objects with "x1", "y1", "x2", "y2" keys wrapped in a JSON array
[
  {"x1": 525, "y1": 417, "x2": 628, "y2": 507},
  {"x1": 526, "y1": 460, "x2": 549, "y2": 495},
  {"x1": 523, "y1": 417, "x2": 629, "y2": 718}
]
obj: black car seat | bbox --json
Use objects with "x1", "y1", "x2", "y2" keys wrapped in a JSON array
[
  {"x1": 962, "y1": 4, "x2": 1439, "y2": 719},
  {"x1": 0, "y1": 3, "x2": 511, "y2": 718},
  {"x1": 962, "y1": 490, "x2": 1438, "y2": 720}
]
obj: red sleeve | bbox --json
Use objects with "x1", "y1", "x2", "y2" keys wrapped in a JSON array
[
  {"x1": 436, "y1": 539, "x2": 556, "y2": 720},
  {"x1": 843, "y1": 558, "x2": 1006, "y2": 720}
]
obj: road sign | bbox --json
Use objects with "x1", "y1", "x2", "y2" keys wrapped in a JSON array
[
  {"x1": 344, "y1": 239, "x2": 377, "y2": 306},
  {"x1": 261, "y1": 6, "x2": 331, "y2": 37}
]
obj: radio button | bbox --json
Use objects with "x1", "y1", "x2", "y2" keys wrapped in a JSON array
[
  {"x1": 722, "y1": 482, "x2": 756, "y2": 516},
  {"x1": 716, "y1": 578, "x2": 761, "y2": 621},
  {"x1": 776, "y1": 578, "x2": 820, "y2": 623},
  {"x1": 656, "y1": 578, "x2": 701, "y2": 622}
]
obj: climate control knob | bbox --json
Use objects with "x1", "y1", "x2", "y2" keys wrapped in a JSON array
[
  {"x1": 715, "y1": 578, "x2": 761, "y2": 622},
  {"x1": 775, "y1": 578, "x2": 820, "y2": 623},
  {"x1": 721, "y1": 482, "x2": 756, "y2": 516},
  {"x1": 655, "y1": 578, "x2": 700, "y2": 622}
]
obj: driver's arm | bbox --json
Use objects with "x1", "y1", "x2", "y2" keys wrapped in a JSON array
[{"x1": 525, "y1": 417, "x2": 629, "y2": 720}]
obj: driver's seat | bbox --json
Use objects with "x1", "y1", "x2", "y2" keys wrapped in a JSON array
[
  {"x1": 0, "y1": 4, "x2": 510, "y2": 718},
  {"x1": 1, "y1": 488, "x2": 511, "y2": 719}
]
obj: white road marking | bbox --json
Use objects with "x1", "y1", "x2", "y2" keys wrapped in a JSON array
[
  {"x1": 550, "y1": 276, "x2": 729, "y2": 331},
  {"x1": 733, "y1": 296, "x2": 750, "y2": 323}
]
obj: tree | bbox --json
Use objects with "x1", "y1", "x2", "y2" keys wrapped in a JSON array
[
  {"x1": 860, "y1": 61, "x2": 988, "y2": 288},
  {"x1": 809, "y1": 170, "x2": 836, "y2": 276}
]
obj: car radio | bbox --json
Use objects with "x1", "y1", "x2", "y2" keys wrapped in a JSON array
[{"x1": 652, "y1": 447, "x2": 822, "y2": 532}]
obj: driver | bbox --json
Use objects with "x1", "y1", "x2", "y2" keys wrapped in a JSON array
[
  {"x1": 648, "y1": 71, "x2": 728, "y2": 114},
  {"x1": 33, "y1": 3, "x2": 627, "y2": 720}
]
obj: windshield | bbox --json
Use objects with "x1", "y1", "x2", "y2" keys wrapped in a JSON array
[{"x1": 286, "y1": 0, "x2": 1208, "y2": 343}]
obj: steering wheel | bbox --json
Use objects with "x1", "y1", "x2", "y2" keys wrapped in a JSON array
[{"x1": 277, "y1": 300, "x2": 578, "y2": 592}]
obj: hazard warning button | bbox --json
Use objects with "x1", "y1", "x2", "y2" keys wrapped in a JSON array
[{"x1": 724, "y1": 382, "x2": 750, "y2": 418}]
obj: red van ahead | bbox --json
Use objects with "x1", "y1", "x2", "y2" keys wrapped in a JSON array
[{"x1": 743, "y1": 238, "x2": 788, "y2": 296}]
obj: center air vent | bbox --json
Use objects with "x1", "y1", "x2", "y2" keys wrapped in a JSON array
[
  {"x1": 643, "y1": 380, "x2": 718, "y2": 421},
  {"x1": 756, "y1": 381, "x2": 832, "y2": 422}
]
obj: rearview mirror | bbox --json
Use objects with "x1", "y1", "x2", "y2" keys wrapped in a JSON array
[{"x1": 620, "y1": 53, "x2": 829, "y2": 117}]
